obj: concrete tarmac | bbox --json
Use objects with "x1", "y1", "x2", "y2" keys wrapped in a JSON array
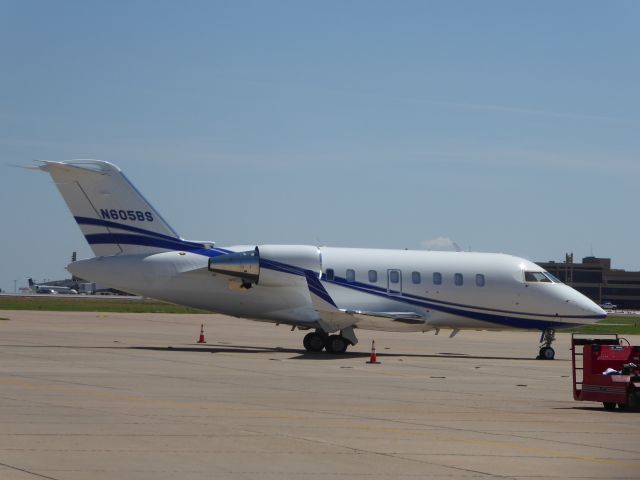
[{"x1": 0, "y1": 310, "x2": 638, "y2": 479}]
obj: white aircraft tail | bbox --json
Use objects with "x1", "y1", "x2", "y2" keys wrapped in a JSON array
[{"x1": 37, "y1": 160, "x2": 196, "y2": 256}]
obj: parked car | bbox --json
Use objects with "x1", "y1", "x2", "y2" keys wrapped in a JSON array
[{"x1": 600, "y1": 302, "x2": 617, "y2": 310}]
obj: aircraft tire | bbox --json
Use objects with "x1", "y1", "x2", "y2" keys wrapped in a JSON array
[
  {"x1": 303, "y1": 332, "x2": 325, "y2": 352},
  {"x1": 539, "y1": 347, "x2": 555, "y2": 360},
  {"x1": 325, "y1": 335, "x2": 348, "y2": 354}
]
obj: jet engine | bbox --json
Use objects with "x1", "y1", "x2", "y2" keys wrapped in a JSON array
[
  {"x1": 208, "y1": 248, "x2": 260, "y2": 283},
  {"x1": 208, "y1": 245, "x2": 322, "y2": 287}
]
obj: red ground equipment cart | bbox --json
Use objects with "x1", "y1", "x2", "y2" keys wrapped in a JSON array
[{"x1": 571, "y1": 334, "x2": 640, "y2": 411}]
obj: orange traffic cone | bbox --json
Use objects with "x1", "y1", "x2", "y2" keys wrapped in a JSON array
[
  {"x1": 197, "y1": 324, "x2": 206, "y2": 344},
  {"x1": 366, "y1": 340, "x2": 380, "y2": 364}
]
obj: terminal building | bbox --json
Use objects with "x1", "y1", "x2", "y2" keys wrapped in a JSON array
[{"x1": 537, "y1": 254, "x2": 640, "y2": 309}]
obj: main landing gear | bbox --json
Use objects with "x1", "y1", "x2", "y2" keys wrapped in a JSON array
[
  {"x1": 302, "y1": 331, "x2": 326, "y2": 352},
  {"x1": 303, "y1": 329, "x2": 356, "y2": 354},
  {"x1": 537, "y1": 328, "x2": 556, "y2": 360}
]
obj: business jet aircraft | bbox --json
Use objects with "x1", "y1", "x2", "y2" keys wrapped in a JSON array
[
  {"x1": 27, "y1": 278, "x2": 78, "y2": 295},
  {"x1": 32, "y1": 160, "x2": 605, "y2": 359}
]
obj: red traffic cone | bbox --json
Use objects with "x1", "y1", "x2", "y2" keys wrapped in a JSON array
[
  {"x1": 197, "y1": 324, "x2": 206, "y2": 344},
  {"x1": 366, "y1": 340, "x2": 380, "y2": 364}
]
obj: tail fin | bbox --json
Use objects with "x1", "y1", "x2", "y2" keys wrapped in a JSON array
[{"x1": 38, "y1": 160, "x2": 191, "y2": 256}]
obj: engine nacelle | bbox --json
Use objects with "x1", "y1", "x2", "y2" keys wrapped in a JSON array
[
  {"x1": 208, "y1": 245, "x2": 322, "y2": 287},
  {"x1": 207, "y1": 248, "x2": 260, "y2": 283}
]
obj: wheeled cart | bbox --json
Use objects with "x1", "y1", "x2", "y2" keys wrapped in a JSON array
[{"x1": 571, "y1": 334, "x2": 640, "y2": 411}]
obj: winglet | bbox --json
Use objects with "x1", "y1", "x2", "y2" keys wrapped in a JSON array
[
  {"x1": 304, "y1": 270, "x2": 358, "y2": 333},
  {"x1": 304, "y1": 270, "x2": 338, "y2": 310},
  {"x1": 9, "y1": 162, "x2": 42, "y2": 171}
]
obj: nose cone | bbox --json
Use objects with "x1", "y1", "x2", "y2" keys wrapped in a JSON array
[
  {"x1": 582, "y1": 296, "x2": 607, "y2": 318},
  {"x1": 561, "y1": 284, "x2": 607, "y2": 323}
]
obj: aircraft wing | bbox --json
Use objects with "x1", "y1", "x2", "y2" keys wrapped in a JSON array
[
  {"x1": 304, "y1": 271, "x2": 427, "y2": 332},
  {"x1": 344, "y1": 310, "x2": 425, "y2": 323}
]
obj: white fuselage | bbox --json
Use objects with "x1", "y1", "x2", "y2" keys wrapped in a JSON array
[
  {"x1": 34, "y1": 159, "x2": 605, "y2": 348},
  {"x1": 68, "y1": 245, "x2": 605, "y2": 333}
]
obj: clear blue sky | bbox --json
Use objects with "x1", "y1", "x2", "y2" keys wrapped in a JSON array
[{"x1": 1, "y1": 1, "x2": 638, "y2": 292}]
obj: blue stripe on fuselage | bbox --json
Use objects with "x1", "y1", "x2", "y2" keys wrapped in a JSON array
[
  {"x1": 75, "y1": 228, "x2": 603, "y2": 330},
  {"x1": 75, "y1": 216, "x2": 182, "y2": 242},
  {"x1": 83, "y1": 232, "x2": 230, "y2": 257},
  {"x1": 326, "y1": 275, "x2": 598, "y2": 320},
  {"x1": 85, "y1": 233, "x2": 204, "y2": 251},
  {"x1": 74, "y1": 217, "x2": 233, "y2": 257},
  {"x1": 259, "y1": 258, "x2": 306, "y2": 276},
  {"x1": 318, "y1": 274, "x2": 603, "y2": 329}
]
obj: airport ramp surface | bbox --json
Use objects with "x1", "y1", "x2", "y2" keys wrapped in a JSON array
[{"x1": 0, "y1": 311, "x2": 638, "y2": 480}]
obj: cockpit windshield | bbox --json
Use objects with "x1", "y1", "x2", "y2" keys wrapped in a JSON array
[
  {"x1": 544, "y1": 271, "x2": 562, "y2": 283},
  {"x1": 525, "y1": 271, "x2": 550, "y2": 282},
  {"x1": 524, "y1": 271, "x2": 560, "y2": 283}
]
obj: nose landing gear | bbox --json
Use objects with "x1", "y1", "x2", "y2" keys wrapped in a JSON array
[{"x1": 537, "y1": 329, "x2": 556, "y2": 360}]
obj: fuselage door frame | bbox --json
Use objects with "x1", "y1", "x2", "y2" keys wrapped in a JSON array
[{"x1": 387, "y1": 269, "x2": 402, "y2": 296}]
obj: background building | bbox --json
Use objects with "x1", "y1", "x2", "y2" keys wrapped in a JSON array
[{"x1": 537, "y1": 254, "x2": 640, "y2": 309}]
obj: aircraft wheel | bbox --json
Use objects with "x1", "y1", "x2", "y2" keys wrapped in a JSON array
[
  {"x1": 325, "y1": 335, "x2": 348, "y2": 354},
  {"x1": 603, "y1": 402, "x2": 616, "y2": 411},
  {"x1": 303, "y1": 332, "x2": 325, "y2": 352},
  {"x1": 538, "y1": 346, "x2": 555, "y2": 360}
]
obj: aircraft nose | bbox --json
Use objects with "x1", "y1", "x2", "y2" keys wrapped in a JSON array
[
  {"x1": 554, "y1": 284, "x2": 606, "y2": 322},
  {"x1": 584, "y1": 298, "x2": 607, "y2": 317},
  {"x1": 571, "y1": 289, "x2": 607, "y2": 319}
]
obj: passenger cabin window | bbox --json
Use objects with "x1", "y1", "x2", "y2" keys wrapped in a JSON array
[
  {"x1": 346, "y1": 269, "x2": 355, "y2": 282},
  {"x1": 368, "y1": 270, "x2": 378, "y2": 283},
  {"x1": 389, "y1": 270, "x2": 400, "y2": 283},
  {"x1": 433, "y1": 272, "x2": 442, "y2": 285},
  {"x1": 326, "y1": 269, "x2": 335, "y2": 281},
  {"x1": 412, "y1": 271, "x2": 421, "y2": 284},
  {"x1": 475, "y1": 274, "x2": 486, "y2": 287},
  {"x1": 525, "y1": 271, "x2": 551, "y2": 283},
  {"x1": 454, "y1": 273, "x2": 463, "y2": 286}
]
